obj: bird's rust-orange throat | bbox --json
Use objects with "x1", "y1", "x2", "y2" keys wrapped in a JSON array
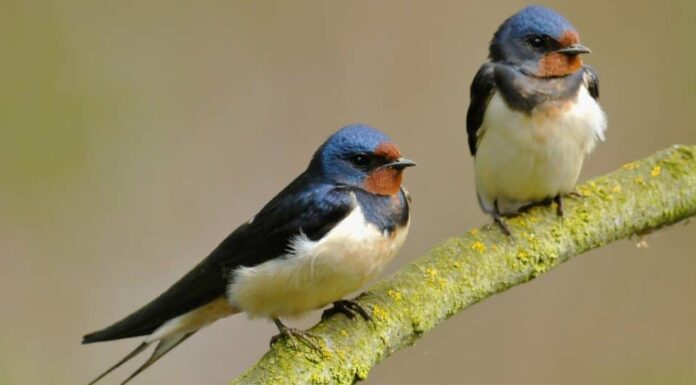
[
  {"x1": 365, "y1": 141, "x2": 405, "y2": 195},
  {"x1": 364, "y1": 168, "x2": 403, "y2": 196},
  {"x1": 537, "y1": 53, "x2": 583, "y2": 77},
  {"x1": 537, "y1": 30, "x2": 583, "y2": 77}
]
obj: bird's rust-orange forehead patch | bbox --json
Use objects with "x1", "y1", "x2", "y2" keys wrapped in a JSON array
[
  {"x1": 559, "y1": 30, "x2": 580, "y2": 46},
  {"x1": 374, "y1": 142, "x2": 402, "y2": 160}
]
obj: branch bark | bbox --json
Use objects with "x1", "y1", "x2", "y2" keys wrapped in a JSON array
[{"x1": 231, "y1": 145, "x2": 696, "y2": 385}]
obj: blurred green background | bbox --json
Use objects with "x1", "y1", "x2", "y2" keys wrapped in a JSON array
[{"x1": 1, "y1": 1, "x2": 695, "y2": 384}]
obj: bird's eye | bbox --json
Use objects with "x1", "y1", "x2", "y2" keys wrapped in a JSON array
[
  {"x1": 528, "y1": 36, "x2": 546, "y2": 49},
  {"x1": 350, "y1": 154, "x2": 370, "y2": 168}
]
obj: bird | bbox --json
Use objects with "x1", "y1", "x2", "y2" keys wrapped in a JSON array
[
  {"x1": 83, "y1": 124, "x2": 415, "y2": 385},
  {"x1": 466, "y1": 5, "x2": 607, "y2": 234}
]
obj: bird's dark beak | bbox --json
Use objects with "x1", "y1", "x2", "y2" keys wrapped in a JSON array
[
  {"x1": 556, "y1": 43, "x2": 591, "y2": 55},
  {"x1": 383, "y1": 158, "x2": 416, "y2": 171}
]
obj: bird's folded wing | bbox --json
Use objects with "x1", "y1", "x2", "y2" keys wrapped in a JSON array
[
  {"x1": 82, "y1": 174, "x2": 354, "y2": 343},
  {"x1": 582, "y1": 65, "x2": 600, "y2": 100},
  {"x1": 466, "y1": 62, "x2": 497, "y2": 156}
]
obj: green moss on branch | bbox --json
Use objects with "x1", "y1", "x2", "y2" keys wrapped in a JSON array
[{"x1": 231, "y1": 145, "x2": 696, "y2": 385}]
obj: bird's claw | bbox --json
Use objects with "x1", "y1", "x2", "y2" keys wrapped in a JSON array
[
  {"x1": 322, "y1": 299, "x2": 371, "y2": 321},
  {"x1": 270, "y1": 320, "x2": 323, "y2": 356}
]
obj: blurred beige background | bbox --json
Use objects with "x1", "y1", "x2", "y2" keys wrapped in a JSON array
[{"x1": 1, "y1": 1, "x2": 695, "y2": 384}]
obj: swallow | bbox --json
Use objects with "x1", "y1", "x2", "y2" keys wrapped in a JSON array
[
  {"x1": 83, "y1": 124, "x2": 415, "y2": 384},
  {"x1": 466, "y1": 5, "x2": 607, "y2": 234}
]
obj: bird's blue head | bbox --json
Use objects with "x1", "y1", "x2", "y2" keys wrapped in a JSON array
[
  {"x1": 309, "y1": 124, "x2": 415, "y2": 196},
  {"x1": 489, "y1": 5, "x2": 591, "y2": 77}
]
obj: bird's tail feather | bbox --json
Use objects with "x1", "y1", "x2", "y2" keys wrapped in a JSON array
[
  {"x1": 120, "y1": 332, "x2": 196, "y2": 385},
  {"x1": 87, "y1": 332, "x2": 195, "y2": 385},
  {"x1": 87, "y1": 342, "x2": 150, "y2": 385}
]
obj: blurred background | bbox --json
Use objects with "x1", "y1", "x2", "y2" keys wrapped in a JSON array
[{"x1": 1, "y1": 1, "x2": 695, "y2": 384}]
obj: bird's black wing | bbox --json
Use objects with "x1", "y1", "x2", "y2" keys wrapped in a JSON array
[
  {"x1": 83, "y1": 172, "x2": 354, "y2": 343},
  {"x1": 466, "y1": 62, "x2": 497, "y2": 156},
  {"x1": 582, "y1": 65, "x2": 600, "y2": 99}
]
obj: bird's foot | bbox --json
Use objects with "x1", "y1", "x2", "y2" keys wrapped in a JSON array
[
  {"x1": 566, "y1": 190, "x2": 584, "y2": 199},
  {"x1": 493, "y1": 200, "x2": 512, "y2": 236},
  {"x1": 555, "y1": 190, "x2": 585, "y2": 217},
  {"x1": 322, "y1": 299, "x2": 371, "y2": 321},
  {"x1": 271, "y1": 319, "x2": 323, "y2": 355},
  {"x1": 518, "y1": 197, "x2": 553, "y2": 213},
  {"x1": 553, "y1": 194, "x2": 565, "y2": 217},
  {"x1": 492, "y1": 214, "x2": 511, "y2": 236}
]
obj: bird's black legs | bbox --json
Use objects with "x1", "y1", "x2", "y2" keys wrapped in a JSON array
[
  {"x1": 322, "y1": 299, "x2": 371, "y2": 321},
  {"x1": 492, "y1": 191, "x2": 582, "y2": 234},
  {"x1": 270, "y1": 318, "x2": 322, "y2": 355},
  {"x1": 554, "y1": 191, "x2": 583, "y2": 217},
  {"x1": 492, "y1": 200, "x2": 512, "y2": 236},
  {"x1": 554, "y1": 194, "x2": 564, "y2": 217}
]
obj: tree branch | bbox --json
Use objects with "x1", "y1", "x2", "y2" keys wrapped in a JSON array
[{"x1": 231, "y1": 145, "x2": 696, "y2": 385}]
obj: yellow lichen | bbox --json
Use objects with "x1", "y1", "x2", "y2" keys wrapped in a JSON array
[
  {"x1": 471, "y1": 241, "x2": 486, "y2": 253},
  {"x1": 320, "y1": 347, "x2": 332, "y2": 360},
  {"x1": 371, "y1": 304, "x2": 389, "y2": 322},
  {"x1": 339, "y1": 329, "x2": 349, "y2": 337},
  {"x1": 651, "y1": 165, "x2": 661, "y2": 177},
  {"x1": 635, "y1": 176, "x2": 645, "y2": 185},
  {"x1": 550, "y1": 226, "x2": 563, "y2": 239},
  {"x1": 425, "y1": 267, "x2": 438, "y2": 280},
  {"x1": 622, "y1": 162, "x2": 639, "y2": 170},
  {"x1": 516, "y1": 217, "x2": 529, "y2": 227},
  {"x1": 612, "y1": 185, "x2": 621, "y2": 193},
  {"x1": 577, "y1": 185, "x2": 591, "y2": 195},
  {"x1": 523, "y1": 232, "x2": 537, "y2": 242},
  {"x1": 355, "y1": 366, "x2": 370, "y2": 381},
  {"x1": 387, "y1": 289, "x2": 402, "y2": 302},
  {"x1": 533, "y1": 263, "x2": 550, "y2": 274}
]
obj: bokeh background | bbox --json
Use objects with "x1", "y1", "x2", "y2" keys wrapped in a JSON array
[{"x1": 2, "y1": 1, "x2": 695, "y2": 384}]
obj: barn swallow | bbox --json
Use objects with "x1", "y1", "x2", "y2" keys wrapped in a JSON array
[
  {"x1": 83, "y1": 124, "x2": 415, "y2": 384},
  {"x1": 466, "y1": 5, "x2": 607, "y2": 234}
]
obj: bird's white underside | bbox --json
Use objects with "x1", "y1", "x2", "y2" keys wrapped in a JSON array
[
  {"x1": 228, "y1": 201, "x2": 409, "y2": 319},
  {"x1": 146, "y1": 197, "x2": 409, "y2": 343},
  {"x1": 474, "y1": 86, "x2": 606, "y2": 214},
  {"x1": 145, "y1": 198, "x2": 409, "y2": 343}
]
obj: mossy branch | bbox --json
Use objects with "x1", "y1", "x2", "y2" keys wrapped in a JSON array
[{"x1": 231, "y1": 145, "x2": 696, "y2": 385}]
